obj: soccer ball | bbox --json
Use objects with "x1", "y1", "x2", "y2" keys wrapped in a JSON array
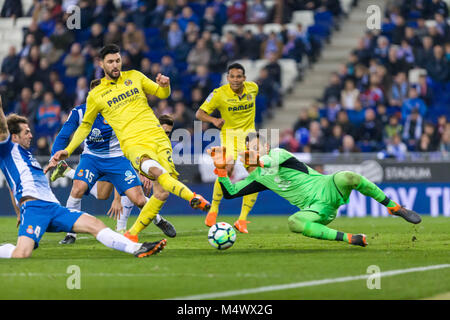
[{"x1": 208, "y1": 222, "x2": 236, "y2": 250}]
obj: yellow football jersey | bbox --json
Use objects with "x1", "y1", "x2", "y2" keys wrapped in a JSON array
[
  {"x1": 65, "y1": 70, "x2": 171, "y2": 156},
  {"x1": 200, "y1": 81, "x2": 258, "y2": 135}
]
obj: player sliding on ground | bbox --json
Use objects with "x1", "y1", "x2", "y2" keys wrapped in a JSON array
[
  {"x1": 46, "y1": 44, "x2": 210, "y2": 243},
  {"x1": 0, "y1": 96, "x2": 165, "y2": 258},
  {"x1": 50, "y1": 88, "x2": 176, "y2": 244},
  {"x1": 207, "y1": 132, "x2": 421, "y2": 247},
  {"x1": 196, "y1": 63, "x2": 259, "y2": 233}
]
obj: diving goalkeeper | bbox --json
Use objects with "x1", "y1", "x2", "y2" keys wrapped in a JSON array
[{"x1": 208, "y1": 132, "x2": 421, "y2": 247}]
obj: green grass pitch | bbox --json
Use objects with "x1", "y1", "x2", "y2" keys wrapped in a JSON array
[{"x1": 0, "y1": 215, "x2": 449, "y2": 300}]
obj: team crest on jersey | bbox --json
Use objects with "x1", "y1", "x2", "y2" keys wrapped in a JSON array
[
  {"x1": 89, "y1": 128, "x2": 104, "y2": 142},
  {"x1": 124, "y1": 79, "x2": 133, "y2": 86},
  {"x1": 124, "y1": 170, "x2": 136, "y2": 184},
  {"x1": 78, "y1": 170, "x2": 84, "y2": 177},
  {"x1": 247, "y1": 94, "x2": 252, "y2": 101},
  {"x1": 26, "y1": 225, "x2": 33, "y2": 235}
]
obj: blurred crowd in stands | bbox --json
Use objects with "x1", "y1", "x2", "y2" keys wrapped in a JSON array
[
  {"x1": 280, "y1": 0, "x2": 450, "y2": 158},
  {"x1": 0, "y1": 0, "x2": 347, "y2": 155},
  {"x1": 1, "y1": 0, "x2": 449, "y2": 159}
]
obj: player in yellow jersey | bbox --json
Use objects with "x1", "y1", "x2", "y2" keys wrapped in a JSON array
[
  {"x1": 196, "y1": 63, "x2": 259, "y2": 233},
  {"x1": 45, "y1": 44, "x2": 210, "y2": 243}
]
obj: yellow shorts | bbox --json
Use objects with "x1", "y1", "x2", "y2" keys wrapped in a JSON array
[
  {"x1": 221, "y1": 129, "x2": 254, "y2": 161},
  {"x1": 124, "y1": 134, "x2": 179, "y2": 180}
]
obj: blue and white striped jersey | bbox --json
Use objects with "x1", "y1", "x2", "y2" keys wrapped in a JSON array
[
  {"x1": 0, "y1": 135, "x2": 59, "y2": 204},
  {"x1": 51, "y1": 103, "x2": 123, "y2": 158}
]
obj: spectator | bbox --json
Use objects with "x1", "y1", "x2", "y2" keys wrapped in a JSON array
[
  {"x1": 222, "y1": 31, "x2": 238, "y2": 60},
  {"x1": 247, "y1": 0, "x2": 268, "y2": 24},
  {"x1": 356, "y1": 108, "x2": 383, "y2": 151},
  {"x1": 36, "y1": 136, "x2": 50, "y2": 156},
  {"x1": 130, "y1": 1, "x2": 150, "y2": 29},
  {"x1": 187, "y1": 38, "x2": 211, "y2": 73},
  {"x1": 264, "y1": 52, "x2": 282, "y2": 88},
  {"x1": 154, "y1": 99, "x2": 172, "y2": 118},
  {"x1": 325, "y1": 124, "x2": 344, "y2": 153},
  {"x1": 48, "y1": 22, "x2": 74, "y2": 64},
  {"x1": 386, "y1": 134, "x2": 408, "y2": 160},
  {"x1": 167, "y1": 21, "x2": 184, "y2": 50},
  {"x1": 27, "y1": 45, "x2": 41, "y2": 70},
  {"x1": 416, "y1": 74, "x2": 433, "y2": 108},
  {"x1": 185, "y1": 21, "x2": 200, "y2": 41},
  {"x1": 402, "y1": 109, "x2": 423, "y2": 150},
  {"x1": 385, "y1": 46, "x2": 408, "y2": 76},
  {"x1": 140, "y1": 57, "x2": 152, "y2": 78},
  {"x1": 401, "y1": 86, "x2": 427, "y2": 121},
  {"x1": 439, "y1": 128, "x2": 450, "y2": 154},
  {"x1": 209, "y1": 41, "x2": 229, "y2": 74},
  {"x1": 339, "y1": 134, "x2": 361, "y2": 153},
  {"x1": 437, "y1": 115, "x2": 448, "y2": 139},
  {"x1": 1, "y1": 0, "x2": 23, "y2": 18},
  {"x1": 426, "y1": 0, "x2": 449, "y2": 19},
  {"x1": 423, "y1": 121, "x2": 441, "y2": 150},
  {"x1": 63, "y1": 43, "x2": 86, "y2": 77},
  {"x1": 227, "y1": 0, "x2": 247, "y2": 25},
  {"x1": 322, "y1": 72, "x2": 342, "y2": 103},
  {"x1": 256, "y1": 67, "x2": 280, "y2": 110},
  {"x1": 201, "y1": 6, "x2": 220, "y2": 34},
  {"x1": 1, "y1": 46, "x2": 19, "y2": 76},
  {"x1": 177, "y1": 6, "x2": 200, "y2": 32},
  {"x1": 191, "y1": 65, "x2": 212, "y2": 97},
  {"x1": 340, "y1": 78, "x2": 359, "y2": 110},
  {"x1": 122, "y1": 22, "x2": 147, "y2": 53},
  {"x1": 53, "y1": 80, "x2": 72, "y2": 111},
  {"x1": 404, "y1": 26, "x2": 421, "y2": 48},
  {"x1": 104, "y1": 22, "x2": 123, "y2": 47},
  {"x1": 293, "y1": 109, "x2": 311, "y2": 133},
  {"x1": 416, "y1": 133, "x2": 434, "y2": 152},
  {"x1": 74, "y1": 77, "x2": 89, "y2": 107},
  {"x1": 426, "y1": 45, "x2": 449, "y2": 82},
  {"x1": 280, "y1": 129, "x2": 300, "y2": 153},
  {"x1": 23, "y1": 20, "x2": 45, "y2": 47},
  {"x1": 19, "y1": 34, "x2": 36, "y2": 59},
  {"x1": 39, "y1": 36, "x2": 54, "y2": 61},
  {"x1": 161, "y1": 55, "x2": 179, "y2": 87},
  {"x1": 388, "y1": 71, "x2": 409, "y2": 107},
  {"x1": 189, "y1": 87, "x2": 203, "y2": 110},
  {"x1": 324, "y1": 97, "x2": 341, "y2": 123},
  {"x1": 173, "y1": 101, "x2": 195, "y2": 131},
  {"x1": 373, "y1": 36, "x2": 390, "y2": 65},
  {"x1": 335, "y1": 110, "x2": 355, "y2": 136},
  {"x1": 14, "y1": 61, "x2": 37, "y2": 92},
  {"x1": 384, "y1": 115, "x2": 403, "y2": 143},
  {"x1": 13, "y1": 87, "x2": 36, "y2": 119},
  {"x1": 88, "y1": 23, "x2": 105, "y2": 50},
  {"x1": 149, "y1": 0, "x2": 168, "y2": 28},
  {"x1": 35, "y1": 91, "x2": 61, "y2": 139},
  {"x1": 260, "y1": 32, "x2": 283, "y2": 60},
  {"x1": 282, "y1": 30, "x2": 306, "y2": 63},
  {"x1": 307, "y1": 121, "x2": 325, "y2": 152},
  {"x1": 240, "y1": 30, "x2": 261, "y2": 60},
  {"x1": 415, "y1": 36, "x2": 435, "y2": 68}
]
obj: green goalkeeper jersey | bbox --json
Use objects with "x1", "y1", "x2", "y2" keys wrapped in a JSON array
[{"x1": 218, "y1": 148, "x2": 347, "y2": 210}]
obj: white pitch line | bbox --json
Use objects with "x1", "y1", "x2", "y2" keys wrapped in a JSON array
[{"x1": 169, "y1": 264, "x2": 450, "y2": 300}]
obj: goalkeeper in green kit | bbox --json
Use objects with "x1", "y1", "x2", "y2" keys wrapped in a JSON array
[{"x1": 207, "y1": 132, "x2": 421, "y2": 247}]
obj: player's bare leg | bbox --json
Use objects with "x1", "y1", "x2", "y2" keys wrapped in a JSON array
[{"x1": 1, "y1": 236, "x2": 35, "y2": 258}]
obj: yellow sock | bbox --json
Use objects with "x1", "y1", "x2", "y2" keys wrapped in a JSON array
[
  {"x1": 157, "y1": 172, "x2": 194, "y2": 201},
  {"x1": 129, "y1": 196, "x2": 165, "y2": 236},
  {"x1": 209, "y1": 178, "x2": 223, "y2": 213},
  {"x1": 238, "y1": 193, "x2": 258, "y2": 221}
]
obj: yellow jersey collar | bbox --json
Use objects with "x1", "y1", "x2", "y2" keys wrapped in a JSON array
[
  {"x1": 226, "y1": 82, "x2": 248, "y2": 100},
  {"x1": 102, "y1": 72, "x2": 123, "y2": 86}
]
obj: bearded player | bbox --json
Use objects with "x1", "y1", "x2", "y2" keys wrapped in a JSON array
[
  {"x1": 196, "y1": 63, "x2": 259, "y2": 233},
  {"x1": 46, "y1": 44, "x2": 210, "y2": 243},
  {"x1": 208, "y1": 132, "x2": 421, "y2": 247}
]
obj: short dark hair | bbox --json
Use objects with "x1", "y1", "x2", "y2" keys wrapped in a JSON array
[
  {"x1": 227, "y1": 62, "x2": 245, "y2": 75},
  {"x1": 6, "y1": 114, "x2": 29, "y2": 135},
  {"x1": 90, "y1": 79, "x2": 101, "y2": 89},
  {"x1": 99, "y1": 44, "x2": 120, "y2": 60},
  {"x1": 159, "y1": 114, "x2": 174, "y2": 126},
  {"x1": 246, "y1": 131, "x2": 266, "y2": 145}
]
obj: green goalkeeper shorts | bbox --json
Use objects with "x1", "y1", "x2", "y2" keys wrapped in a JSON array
[{"x1": 300, "y1": 173, "x2": 348, "y2": 225}]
